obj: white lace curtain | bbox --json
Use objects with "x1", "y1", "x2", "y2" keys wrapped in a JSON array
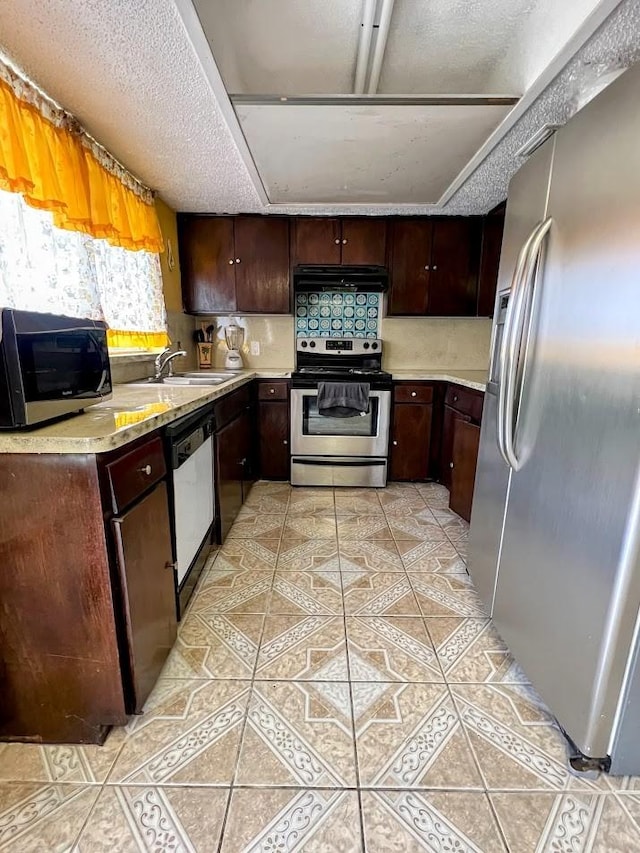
[{"x1": 0, "y1": 189, "x2": 167, "y2": 341}]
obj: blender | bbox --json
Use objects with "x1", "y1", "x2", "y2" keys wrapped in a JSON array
[{"x1": 224, "y1": 323, "x2": 245, "y2": 369}]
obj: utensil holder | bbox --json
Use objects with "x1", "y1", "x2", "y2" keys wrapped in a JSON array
[{"x1": 197, "y1": 343, "x2": 213, "y2": 368}]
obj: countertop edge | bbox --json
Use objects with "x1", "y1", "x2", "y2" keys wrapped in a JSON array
[{"x1": 390, "y1": 371, "x2": 487, "y2": 392}]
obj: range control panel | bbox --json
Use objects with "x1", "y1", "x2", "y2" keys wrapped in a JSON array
[{"x1": 296, "y1": 338, "x2": 382, "y2": 355}]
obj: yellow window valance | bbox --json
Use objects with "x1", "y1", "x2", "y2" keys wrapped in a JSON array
[{"x1": 0, "y1": 69, "x2": 163, "y2": 254}]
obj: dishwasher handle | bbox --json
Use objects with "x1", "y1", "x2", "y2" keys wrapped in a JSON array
[{"x1": 172, "y1": 423, "x2": 212, "y2": 469}]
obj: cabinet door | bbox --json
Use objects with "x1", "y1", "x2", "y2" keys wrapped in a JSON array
[
  {"x1": 341, "y1": 218, "x2": 387, "y2": 265},
  {"x1": 428, "y1": 219, "x2": 481, "y2": 316},
  {"x1": 450, "y1": 419, "x2": 481, "y2": 522},
  {"x1": 259, "y1": 402, "x2": 290, "y2": 480},
  {"x1": 388, "y1": 219, "x2": 432, "y2": 315},
  {"x1": 236, "y1": 408, "x2": 256, "y2": 500},
  {"x1": 112, "y1": 481, "x2": 177, "y2": 713},
  {"x1": 178, "y1": 216, "x2": 236, "y2": 313},
  {"x1": 390, "y1": 404, "x2": 433, "y2": 481},
  {"x1": 216, "y1": 419, "x2": 244, "y2": 542},
  {"x1": 440, "y1": 404, "x2": 471, "y2": 490},
  {"x1": 292, "y1": 218, "x2": 341, "y2": 264},
  {"x1": 477, "y1": 210, "x2": 505, "y2": 317},
  {"x1": 234, "y1": 217, "x2": 291, "y2": 313}
]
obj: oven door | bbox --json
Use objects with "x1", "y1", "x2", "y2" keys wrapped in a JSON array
[{"x1": 291, "y1": 388, "x2": 391, "y2": 457}]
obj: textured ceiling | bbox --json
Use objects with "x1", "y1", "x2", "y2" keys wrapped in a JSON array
[{"x1": 0, "y1": 0, "x2": 638, "y2": 215}]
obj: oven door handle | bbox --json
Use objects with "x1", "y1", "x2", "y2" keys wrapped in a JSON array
[{"x1": 291, "y1": 456, "x2": 386, "y2": 467}]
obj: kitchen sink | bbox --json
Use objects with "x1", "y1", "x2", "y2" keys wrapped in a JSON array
[{"x1": 127, "y1": 371, "x2": 242, "y2": 387}]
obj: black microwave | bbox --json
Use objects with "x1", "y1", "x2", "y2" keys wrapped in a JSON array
[{"x1": 0, "y1": 308, "x2": 112, "y2": 429}]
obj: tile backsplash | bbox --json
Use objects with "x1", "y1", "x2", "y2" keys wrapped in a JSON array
[{"x1": 295, "y1": 292, "x2": 380, "y2": 338}]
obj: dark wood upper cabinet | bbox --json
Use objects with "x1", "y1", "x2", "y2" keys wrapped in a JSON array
[
  {"x1": 112, "y1": 481, "x2": 177, "y2": 713},
  {"x1": 234, "y1": 217, "x2": 290, "y2": 313},
  {"x1": 387, "y1": 219, "x2": 433, "y2": 315},
  {"x1": 477, "y1": 205, "x2": 505, "y2": 317},
  {"x1": 341, "y1": 218, "x2": 387, "y2": 265},
  {"x1": 292, "y1": 218, "x2": 341, "y2": 265},
  {"x1": 178, "y1": 216, "x2": 236, "y2": 314},
  {"x1": 178, "y1": 213, "x2": 493, "y2": 317},
  {"x1": 450, "y1": 419, "x2": 481, "y2": 522},
  {"x1": 427, "y1": 219, "x2": 481, "y2": 317}
]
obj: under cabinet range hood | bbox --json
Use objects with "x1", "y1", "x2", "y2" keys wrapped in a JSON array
[{"x1": 293, "y1": 265, "x2": 388, "y2": 293}]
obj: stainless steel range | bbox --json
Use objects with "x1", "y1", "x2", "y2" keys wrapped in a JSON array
[{"x1": 290, "y1": 338, "x2": 392, "y2": 487}]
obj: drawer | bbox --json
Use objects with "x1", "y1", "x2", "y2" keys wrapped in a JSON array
[
  {"x1": 214, "y1": 385, "x2": 251, "y2": 429},
  {"x1": 106, "y1": 436, "x2": 166, "y2": 514},
  {"x1": 258, "y1": 380, "x2": 289, "y2": 401},
  {"x1": 394, "y1": 383, "x2": 434, "y2": 404},
  {"x1": 445, "y1": 384, "x2": 484, "y2": 421}
]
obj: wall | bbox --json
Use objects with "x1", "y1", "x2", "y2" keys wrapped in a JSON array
[
  {"x1": 199, "y1": 316, "x2": 295, "y2": 370},
  {"x1": 156, "y1": 198, "x2": 197, "y2": 371},
  {"x1": 381, "y1": 317, "x2": 492, "y2": 371}
]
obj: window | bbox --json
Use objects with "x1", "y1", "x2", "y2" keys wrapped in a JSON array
[{"x1": 0, "y1": 189, "x2": 167, "y2": 349}]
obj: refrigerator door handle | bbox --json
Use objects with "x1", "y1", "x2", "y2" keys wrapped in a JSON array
[
  {"x1": 503, "y1": 217, "x2": 553, "y2": 471},
  {"x1": 497, "y1": 225, "x2": 542, "y2": 467}
]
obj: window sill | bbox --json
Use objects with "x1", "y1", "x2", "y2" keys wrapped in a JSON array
[{"x1": 108, "y1": 351, "x2": 157, "y2": 362}]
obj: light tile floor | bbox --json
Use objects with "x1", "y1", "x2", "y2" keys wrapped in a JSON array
[{"x1": 2, "y1": 482, "x2": 640, "y2": 851}]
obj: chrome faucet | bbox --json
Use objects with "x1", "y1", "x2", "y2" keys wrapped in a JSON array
[{"x1": 155, "y1": 346, "x2": 187, "y2": 380}]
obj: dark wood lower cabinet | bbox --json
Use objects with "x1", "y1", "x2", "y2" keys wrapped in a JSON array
[
  {"x1": 450, "y1": 419, "x2": 481, "y2": 522},
  {"x1": 0, "y1": 454, "x2": 127, "y2": 744},
  {"x1": 112, "y1": 481, "x2": 177, "y2": 714},
  {"x1": 258, "y1": 402, "x2": 290, "y2": 480},
  {"x1": 216, "y1": 418, "x2": 245, "y2": 542},
  {"x1": 0, "y1": 432, "x2": 179, "y2": 744},
  {"x1": 390, "y1": 403, "x2": 433, "y2": 481},
  {"x1": 440, "y1": 404, "x2": 471, "y2": 490}
]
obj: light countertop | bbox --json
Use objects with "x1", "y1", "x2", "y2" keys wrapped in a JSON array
[
  {"x1": 0, "y1": 370, "x2": 290, "y2": 455},
  {"x1": 391, "y1": 370, "x2": 487, "y2": 392},
  {"x1": 0, "y1": 367, "x2": 485, "y2": 455}
]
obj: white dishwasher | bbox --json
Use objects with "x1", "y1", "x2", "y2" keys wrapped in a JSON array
[{"x1": 165, "y1": 408, "x2": 215, "y2": 617}]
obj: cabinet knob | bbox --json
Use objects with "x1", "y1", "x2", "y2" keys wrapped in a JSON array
[
  {"x1": 342, "y1": 239, "x2": 347, "y2": 244},
  {"x1": 235, "y1": 258, "x2": 241, "y2": 264},
  {"x1": 453, "y1": 395, "x2": 458, "y2": 402},
  {"x1": 165, "y1": 561, "x2": 176, "y2": 571},
  {"x1": 283, "y1": 439, "x2": 288, "y2": 445},
  {"x1": 393, "y1": 440, "x2": 398, "y2": 446},
  {"x1": 139, "y1": 464, "x2": 152, "y2": 475},
  {"x1": 270, "y1": 388, "x2": 275, "y2": 394},
  {"x1": 334, "y1": 238, "x2": 340, "y2": 244},
  {"x1": 432, "y1": 264, "x2": 438, "y2": 270},
  {"x1": 411, "y1": 391, "x2": 417, "y2": 397},
  {"x1": 424, "y1": 265, "x2": 430, "y2": 270},
  {"x1": 228, "y1": 259, "x2": 234, "y2": 265},
  {"x1": 450, "y1": 462, "x2": 454, "y2": 468}
]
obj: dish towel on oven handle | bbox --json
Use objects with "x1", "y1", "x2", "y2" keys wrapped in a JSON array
[{"x1": 317, "y1": 382, "x2": 370, "y2": 418}]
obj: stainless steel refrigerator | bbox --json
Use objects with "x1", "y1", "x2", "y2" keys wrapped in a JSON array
[{"x1": 468, "y1": 61, "x2": 640, "y2": 775}]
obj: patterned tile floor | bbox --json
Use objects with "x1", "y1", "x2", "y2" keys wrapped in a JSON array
[{"x1": 2, "y1": 481, "x2": 640, "y2": 851}]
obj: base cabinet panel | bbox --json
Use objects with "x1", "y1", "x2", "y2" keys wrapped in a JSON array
[
  {"x1": 258, "y1": 401, "x2": 290, "y2": 480},
  {"x1": 450, "y1": 419, "x2": 481, "y2": 522},
  {"x1": 0, "y1": 454, "x2": 127, "y2": 743},
  {"x1": 440, "y1": 404, "x2": 471, "y2": 490},
  {"x1": 216, "y1": 419, "x2": 244, "y2": 541},
  {"x1": 390, "y1": 403, "x2": 433, "y2": 481},
  {"x1": 112, "y1": 481, "x2": 177, "y2": 714}
]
